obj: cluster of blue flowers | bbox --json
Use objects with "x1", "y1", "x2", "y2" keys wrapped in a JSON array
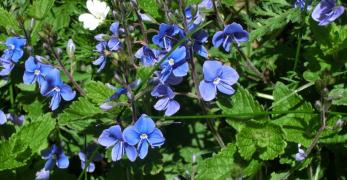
[
  {"x1": 93, "y1": 22, "x2": 122, "y2": 72},
  {"x1": 98, "y1": 114, "x2": 165, "y2": 161},
  {"x1": 295, "y1": 0, "x2": 345, "y2": 26},
  {"x1": 0, "y1": 110, "x2": 24, "y2": 126},
  {"x1": 23, "y1": 56, "x2": 76, "y2": 111}
]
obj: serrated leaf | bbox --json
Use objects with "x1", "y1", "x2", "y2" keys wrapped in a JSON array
[
  {"x1": 196, "y1": 144, "x2": 242, "y2": 180},
  {"x1": 138, "y1": 0, "x2": 160, "y2": 18},
  {"x1": 0, "y1": 114, "x2": 54, "y2": 171},
  {"x1": 27, "y1": 0, "x2": 55, "y2": 19},
  {"x1": 12, "y1": 113, "x2": 55, "y2": 154},
  {"x1": 236, "y1": 122, "x2": 286, "y2": 160},
  {"x1": 328, "y1": 84, "x2": 347, "y2": 106},
  {"x1": 217, "y1": 86, "x2": 267, "y2": 131},
  {"x1": 271, "y1": 82, "x2": 318, "y2": 147},
  {"x1": 85, "y1": 81, "x2": 114, "y2": 104},
  {"x1": 59, "y1": 97, "x2": 104, "y2": 125},
  {"x1": 0, "y1": 7, "x2": 20, "y2": 32}
]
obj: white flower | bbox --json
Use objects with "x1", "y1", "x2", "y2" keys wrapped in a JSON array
[{"x1": 78, "y1": 0, "x2": 110, "y2": 30}]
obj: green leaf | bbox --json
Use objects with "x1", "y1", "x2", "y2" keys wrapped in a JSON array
[
  {"x1": 16, "y1": 83, "x2": 36, "y2": 92},
  {"x1": 85, "y1": 81, "x2": 114, "y2": 104},
  {"x1": 236, "y1": 121, "x2": 286, "y2": 160},
  {"x1": 186, "y1": 0, "x2": 202, "y2": 6},
  {"x1": 271, "y1": 82, "x2": 318, "y2": 147},
  {"x1": 0, "y1": 7, "x2": 20, "y2": 32},
  {"x1": 28, "y1": 0, "x2": 55, "y2": 19},
  {"x1": 138, "y1": 0, "x2": 160, "y2": 18},
  {"x1": 328, "y1": 84, "x2": 347, "y2": 106},
  {"x1": 0, "y1": 114, "x2": 55, "y2": 171},
  {"x1": 12, "y1": 114, "x2": 55, "y2": 154},
  {"x1": 59, "y1": 97, "x2": 104, "y2": 125},
  {"x1": 217, "y1": 86, "x2": 267, "y2": 131},
  {"x1": 196, "y1": 144, "x2": 242, "y2": 180}
]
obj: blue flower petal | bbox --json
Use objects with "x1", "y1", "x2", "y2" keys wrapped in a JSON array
[
  {"x1": 78, "y1": 152, "x2": 86, "y2": 161},
  {"x1": 138, "y1": 140, "x2": 149, "y2": 159},
  {"x1": 212, "y1": 31, "x2": 224, "y2": 48},
  {"x1": 134, "y1": 114, "x2": 156, "y2": 134},
  {"x1": 111, "y1": 141, "x2": 124, "y2": 161},
  {"x1": 220, "y1": 66, "x2": 239, "y2": 85},
  {"x1": 148, "y1": 128, "x2": 165, "y2": 147},
  {"x1": 24, "y1": 56, "x2": 37, "y2": 72},
  {"x1": 110, "y1": 22, "x2": 120, "y2": 35},
  {"x1": 217, "y1": 82, "x2": 235, "y2": 95},
  {"x1": 44, "y1": 158, "x2": 56, "y2": 170},
  {"x1": 60, "y1": 84, "x2": 76, "y2": 101},
  {"x1": 98, "y1": 126, "x2": 121, "y2": 147},
  {"x1": 123, "y1": 126, "x2": 141, "y2": 145},
  {"x1": 154, "y1": 97, "x2": 169, "y2": 111},
  {"x1": 23, "y1": 72, "x2": 36, "y2": 84},
  {"x1": 173, "y1": 62, "x2": 188, "y2": 77},
  {"x1": 199, "y1": 81, "x2": 216, "y2": 101},
  {"x1": 165, "y1": 100, "x2": 180, "y2": 116},
  {"x1": 108, "y1": 38, "x2": 121, "y2": 51},
  {"x1": 125, "y1": 144, "x2": 137, "y2": 162},
  {"x1": 56, "y1": 152, "x2": 69, "y2": 169},
  {"x1": 0, "y1": 110, "x2": 7, "y2": 125},
  {"x1": 203, "y1": 60, "x2": 222, "y2": 82},
  {"x1": 50, "y1": 92, "x2": 62, "y2": 111}
]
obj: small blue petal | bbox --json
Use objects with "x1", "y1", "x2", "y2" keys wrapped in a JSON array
[
  {"x1": 138, "y1": 140, "x2": 149, "y2": 159},
  {"x1": 199, "y1": 81, "x2": 216, "y2": 101}
]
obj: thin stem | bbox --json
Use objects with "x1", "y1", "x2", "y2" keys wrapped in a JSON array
[
  {"x1": 293, "y1": 32, "x2": 302, "y2": 72},
  {"x1": 237, "y1": 47, "x2": 268, "y2": 83},
  {"x1": 133, "y1": 0, "x2": 148, "y2": 43},
  {"x1": 9, "y1": 82, "x2": 14, "y2": 109},
  {"x1": 46, "y1": 41, "x2": 85, "y2": 96},
  {"x1": 78, "y1": 146, "x2": 101, "y2": 180},
  {"x1": 118, "y1": 0, "x2": 135, "y2": 65},
  {"x1": 212, "y1": 0, "x2": 224, "y2": 28},
  {"x1": 179, "y1": 0, "x2": 225, "y2": 148}
]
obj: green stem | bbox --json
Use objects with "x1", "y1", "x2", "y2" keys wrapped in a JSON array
[
  {"x1": 9, "y1": 83, "x2": 14, "y2": 110},
  {"x1": 78, "y1": 146, "x2": 101, "y2": 180},
  {"x1": 293, "y1": 32, "x2": 302, "y2": 72}
]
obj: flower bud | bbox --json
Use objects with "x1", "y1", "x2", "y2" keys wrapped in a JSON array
[{"x1": 66, "y1": 39, "x2": 76, "y2": 58}]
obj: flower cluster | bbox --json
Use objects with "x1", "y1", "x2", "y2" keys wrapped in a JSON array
[
  {"x1": 93, "y1": 22, "x2": 122, "y2": 72},
  {"x1": 311, "y1": 0, "x2": 344, "y2": 26},
  {"x1": 0, "y1": 110, "x2": 25, "y2": 126},
  {"x1": 23, "y1": 56, "x2": 76, "y2": 111},
  {"x1": 98, "y1": 114, "x2": 164, "y2": 161},
  {"x1": 0, "y1": 37, "x2": 26, "y2": 76}
]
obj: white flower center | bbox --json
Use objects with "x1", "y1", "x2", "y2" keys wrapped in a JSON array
[
  {"x1": 168, "y1": 58, "x2": 175, "y2": 66},
  {"x1": 53, "y1": 86, "x2": 61, "y2": 92},
  {"x1": 34, "y1": 70, "x2": 41, "y2": 75},
  {"x1": 213, "y1": 77, "x2": 221, "y2": 85},
  {"x1": 140, "y1": 133, "x2": 148, "y2": 139}
]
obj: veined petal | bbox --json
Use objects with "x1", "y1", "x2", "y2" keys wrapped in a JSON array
[
  {"x1": 217, "y1": 82, "x2": 235, "y2": 95},
  {"x1": 148, "y1": 128, "x2": 165, "y2": 147},
  {"x1": 134, "y1": 114, "x2": 156, "y2": 134},
  {"x1": 60, "y1": 84, "x2": 76, "y2": 101},
  {"x1": 23, "y1": 72, "x2": 36, "y2": 84},
  {"x1": 212, "y1": 31, "x2": 224, "y2": 48},
  {"x1": 111, "y1": 141, "x2": 124, "y2": 161},
  {"x1": 165, "y1": 100, "x2": 180, "y2": 116},
  {"x1": 98, "y1": 126, "x2": 120, "y2": 147},
  {"x1": 202, "y1": 60, "x2": 222, "y2": 81},
  {"x1": 57, "y1": 153, "x2": 69, "y2": 169},
  {"x1": 24, "y1": 56, "x2": 37, "y2": 72},
  {"x1": 173, "y1": 62, "x2": 189, "y2": 77},
  {"x1": 199, "y1": 81, "x2": 217, "y2": 101},
  {"x1": 123, "y1": 126, "x2": 141, "y2": 145},
  {"x1": 154, "y1": 97, "x2": 170, "y2": 111},
  {"x1": 125, "y1": 144, "x2": 137, "y2": 162},
  {"x1": 220, "y1": 65, "x2": 239, "y2": 85},
  {"x1": 50, "y1": 92, "x2": 61, "y2": 111},
  {"x1": 138, "y1": 140, "x2": 149, "y2": 159}
]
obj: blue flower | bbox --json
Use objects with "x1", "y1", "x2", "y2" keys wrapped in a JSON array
[
  {"x1": 295, "y1": 144, "x2": 306, "y2": 161},
  {"x1": 3, "y1": 37, "x2": 26, "y2": 63},
  {"x1": 312, "y1": 0, "x2": 344, "y2": 26},
  {"x1": 199, "y1": 60, "x2": 239, "y2": 101},
  {"x1": 93, "y1": 42, "x2": 108, "y2": 72},
  {"x1": 0, "y1": 110, "x2": 6, "y2": 125},
  {"x1": 185, "y1": 7, "x2": 203, "y2": 30},
  {"x1": 98, "y1": 125, "x2": 137, "y2": 161},
  {"x1": 35, "y1": 169, "x2": 50, "y2": 180},
  {"x1": 23, "y1": 56, "x2": 53, "y2": 85},
  {"x1": 40, "y1": 69, "x2": 76, "y2": 111},
  {"x1": 152, "y1": 84, "x2": 180, "y2": 116},
  {"x1": 0, "y1": 56, "x2": 15, "y2": 76},
  {"x1": 41, "y1": 144, "x2": 69, "y2": 170},
  {"x1": 78, "y1": 144, "x2": 102, "y2": 173},
  {"x1": 123, "y1": 114, "x2": 165, "y2": 159},
  {"x1": 294, "y1": 0, "x2": 312, "y2": 10},
  {"x1": 212, "y1": 23, "x2": 249, "y2": 52},
  {"x1": 6, "y1": 113, "x2": 25, "y2": 126},
  {"x1": 152, "y1": 23, "x2": 182, "y2": 50},
  {"x1": 192, "y1": 30, "x2": 208, "y2": 58},
  {"x1": 135, "y1": 45, "x2": 160, "y2": 66},
  {"x1": 198, "y1": 0, "x2": 213, "y2": 9},
  {"x1": 160, "y1": 46, "x2": 188, "y2": 82}
]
